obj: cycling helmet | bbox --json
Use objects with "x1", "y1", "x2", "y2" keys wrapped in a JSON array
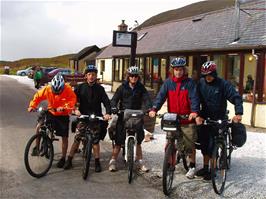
[
  {"x1": 231, "y1": 122, "x2": 246, "y2": 147},
  {"x1": 201, "y1": 61, "x2": 217, "y2": 75},
  {"x1": 51, "y1": 74, "x2": 65, "y2": 94},
  {"x1": 127, "y1": 66, "x2": 140, "y2": 75},
  {"x1": 170, "y1": 57, "x2": 186, "y2": 68},
  {"x1": 84, "y1": 65, "x2": 98, "y2": 74}
]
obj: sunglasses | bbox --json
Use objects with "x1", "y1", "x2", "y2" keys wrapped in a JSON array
[{"x1": 129, "y1": 74, "x2": 139, "y2": 78}]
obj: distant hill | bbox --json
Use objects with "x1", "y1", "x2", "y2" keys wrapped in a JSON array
[
  {"x1": 136, "y1": 0, "x2": 236, "y2": 30},
  {"x1": 0, "y1": 54, "x2": 75, "y2": 69}
]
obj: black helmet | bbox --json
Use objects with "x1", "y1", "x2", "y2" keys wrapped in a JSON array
[
  {"x1": 84, "y1": 65, "x2": 98, "y2": 74},
  {"x1": 231, "y1": 123, "x2": 247, "y2": 147}
]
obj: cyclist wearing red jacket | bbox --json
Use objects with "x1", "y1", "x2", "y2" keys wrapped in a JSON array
[{"x1": 149, "y1": 57, "x2": 200, "y2": 179}]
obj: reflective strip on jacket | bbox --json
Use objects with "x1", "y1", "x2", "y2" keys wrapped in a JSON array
[{"x1": 29, "y1": 84, "x2": 77, "y2": 116}]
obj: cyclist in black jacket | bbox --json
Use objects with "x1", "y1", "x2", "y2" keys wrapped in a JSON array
[
  {"x1": 195, "y1": 61, "x2": 243, "y2": 180},
  {"x1": 64, "y1": 65, "x2": 112, "y2": 172},
  {"x1": 109, "y1": 66, "x2": 152, "y2": 172}
]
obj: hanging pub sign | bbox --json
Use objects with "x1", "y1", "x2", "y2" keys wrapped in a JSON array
[{"x1": 112, "y1": 31, "x2": 137, "y2": 47}]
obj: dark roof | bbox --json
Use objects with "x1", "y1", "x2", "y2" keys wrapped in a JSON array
[
  {"x1": 136, "y1": 0, "x2": 235, "y2": 30},
  {"x1": 71, "y1": 45, "x2": 101, "y2": 60},
  {"x1": 97, "y1": 0, "x2": 266, "y2": 59}
]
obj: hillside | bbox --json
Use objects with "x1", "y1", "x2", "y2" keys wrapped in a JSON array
[
  {"x1": 136, "y1": 0, "x2": 236, "y2": 30},
  {"x1": 0, "y1": 54, "x2": 75, "y2": 69}
]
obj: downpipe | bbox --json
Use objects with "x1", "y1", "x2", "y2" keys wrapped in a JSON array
[{"x1": 250, "y1": 49, "x2": 258, "y2": 127}]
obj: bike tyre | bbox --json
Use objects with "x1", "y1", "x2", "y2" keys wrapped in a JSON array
[
  {"x1": 24, "y1": 134, "x2": 54, "y2": 178},
  {"x1": 162, "y1": 143, "x2": 175, "y2": 196},
  {"x1": 127, "y1": 137, "x2": 135, "y2": 184},
  {"x1": 211, "y1": 142, "x2": 227, "y2": 195},
  {"x1": 82, "y1": 136, "x2": 93, "y2": 180}
]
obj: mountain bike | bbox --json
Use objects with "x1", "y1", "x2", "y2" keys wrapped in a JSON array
[
  {"x1": 160, "y1": 113, "x2": 191, "y2": 196},
  {"x1": 24, "y1": 107, "x2": 59, "y2": 178},
  {"x1": 123, "y1": 109, "x2": 145, "y2": 184},
  {"x1": 75, "y1": 114, "x2": 104, "y2": 180},
  {"x1": 203, "y1": 118, "x2": 234, "y2": 195}
]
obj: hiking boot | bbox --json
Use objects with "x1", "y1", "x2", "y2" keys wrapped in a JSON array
[
  {"x1": 195, "y1": 168, "x2": 209, "y2": 177},
  {"x1": 64, "y1": 158, "x2": 73, "y2": 170},
  {"x1": 136, "y1": 159, "x2": 150, "y2": 172},
  {"x1": 31, "y1": 146, "x2": 39, "y2": 156},
  {"x1": 56, "y1": 157, "x2": 65, "y2": 168},
  {"x1": 95, "y1": 160, "x2": 102, "y2": 173},
  {"x1": 109, "y1": 159, "x2": 117, "y2": 172},
  {"x1": 203, "y1": 172, "x2": 212, "y2": 181},
  {"x1": 185, "y1": 167, "x2": 196, "y2": 179}
]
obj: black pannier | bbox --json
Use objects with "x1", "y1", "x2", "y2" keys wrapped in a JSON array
[
  {"x1": 231, "y1": 122, "x2": 247, "y2": 147},
  {"x1": 123, "y1": 109, "x2": 144, "y2": 131},
  {"x1": 161, "y1": 113, "x2": 180, "y2": 132}
]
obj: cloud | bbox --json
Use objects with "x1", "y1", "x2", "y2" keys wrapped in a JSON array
[{"x1": 1, "y1": 0, "x2": 202, "y2": 61}]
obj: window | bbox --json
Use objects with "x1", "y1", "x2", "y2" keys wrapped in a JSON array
[
  {"x1": 263, "y1": 54, "x2": 266, "y2": 102},
  {"x1": 139, "y1": 58, "x2": 144, "y2": 83},
  {"x1": 114, "y1": 59, "x2": 119, "y2": 81},
  {"x1": 160, "y1": 58, "x2": 167, "y2": 81},
  {"x1": 100, "y1": 60, "x2": 105, "y2": 72},
  {"x1": 227, "y1": 54, "x2": 240, "y2": 91},
  {"x1": 145, "y1": 57, "x2": 152, "y2": 87},
  {"x1": 213, "y1": 55, "x2": 226, "y2": 79}
]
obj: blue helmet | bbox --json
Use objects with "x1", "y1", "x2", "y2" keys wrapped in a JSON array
[
  {"x1": 84, "y1": 65, "x2": 98, "y2": 74},
  {"x1": 51, "y1": 74, "x2": 65, "y2": 94},
  {"x1": 170, "y1": 57, "x2": 186, "y2": 68}
]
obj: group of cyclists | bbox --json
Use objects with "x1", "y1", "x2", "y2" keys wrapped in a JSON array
[{"x1": 27, "y1": 56, "x2": 243, "y2": 181}]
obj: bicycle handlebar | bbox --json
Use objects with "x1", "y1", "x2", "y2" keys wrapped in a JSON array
[{"x1": 77, "y1": 114, "x2": 104, "y2": 121}]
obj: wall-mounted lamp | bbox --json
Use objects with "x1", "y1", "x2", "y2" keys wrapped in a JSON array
[{"x1": 248, "y1": 55, "x2": 254, "y2": 62}]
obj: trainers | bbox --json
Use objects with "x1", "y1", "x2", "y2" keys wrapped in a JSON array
[
  {"x1": 64, "y1": 159, "x2": 73, "y2": 170},
  {"x1": 185, "y1": 167, "x2": 196, "y2": 179},
  {"x1": 56, "y1": 157, "x2": 65, "y2": 168},
  {"x1": 95, "y1": 160, "x2": 102, "y2": 172},
  {"x1": 195, "y1": 168, "x2": 209, "y2": 177},
  {"x1": 203, "y1": 172, "x2": 211, "y2": 181},
  {"x1": 31, "y1": 146, "x2": 39, "y2": 156},
  {"x1": 136, "y1": 159, "x2": 150, "y2": 172},
  {"x1": 109, "y1": 159, "x2": 117, "y2": 172}
]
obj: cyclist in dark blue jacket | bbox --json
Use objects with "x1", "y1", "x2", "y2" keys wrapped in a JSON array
[{"x1": 195, "y1": 61, "x2": 243, "y2": 180}]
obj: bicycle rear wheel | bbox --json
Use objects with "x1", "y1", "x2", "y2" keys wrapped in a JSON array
[
  {"x1": 127, "y1": 137, "x2": 135, "y2": 184},
  {"x1": 163, "y1": 143, "x2": 176, "y2": 196},
  {"x1": 211, "y1": 142, "x2": 227, "y2": 195},
  {"x1": 82, "y1": 136, "x2": 93, "y2": 180},
  {"x1": 24, "y1": 133, "x2": 54, "y2": 178}
]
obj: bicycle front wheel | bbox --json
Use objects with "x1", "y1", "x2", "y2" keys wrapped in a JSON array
[
  {"x1": 163, "y1": 143, "x2": 176, "y2": 196},
  {"x1": 82, "y1": 136, "x2": 93, "y2": 180},
  {"x1": 127, "y1": 137, "x2": 135, "y2": 184},
  {"x1": 24, "y1": 133, "x2": 54, "y2": 178},
  {"x1": 211, "y1": 141, "x2": 227, "y2": 195}
]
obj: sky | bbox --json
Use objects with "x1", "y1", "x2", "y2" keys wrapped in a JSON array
[{"x1": 1, "y1": 0, "x2": 203, "y2": 61}]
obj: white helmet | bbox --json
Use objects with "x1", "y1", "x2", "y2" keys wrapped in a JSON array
[
  {"x1": 127, "y1": 66, "x2": 140, "y2": 75},
  {"x1": 51, "y1": 74, "x2": 65, "y2": 94}
]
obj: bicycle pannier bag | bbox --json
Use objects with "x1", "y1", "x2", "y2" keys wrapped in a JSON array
[
  {"x1": 231, "y1": 123, "x2": 247, "y2": 147},
  {"x1": 161, "y1": 113, "x2": 179, "y2": 131},
  {"x1": 123, "y1": 109, "x2": 144, "y2": 131}
]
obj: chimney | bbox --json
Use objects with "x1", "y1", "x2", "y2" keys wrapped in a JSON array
[
  {"x1": 234, "y1": 0, "x2": 240, "y2": 42},
  {"x1": 118, "y1": 20, "x2": 128, "y2": 31}
]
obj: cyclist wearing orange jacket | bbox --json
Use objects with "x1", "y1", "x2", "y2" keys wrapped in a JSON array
[{"x1": 28, "y1": 74, "x2": 77, "y2": 168}]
